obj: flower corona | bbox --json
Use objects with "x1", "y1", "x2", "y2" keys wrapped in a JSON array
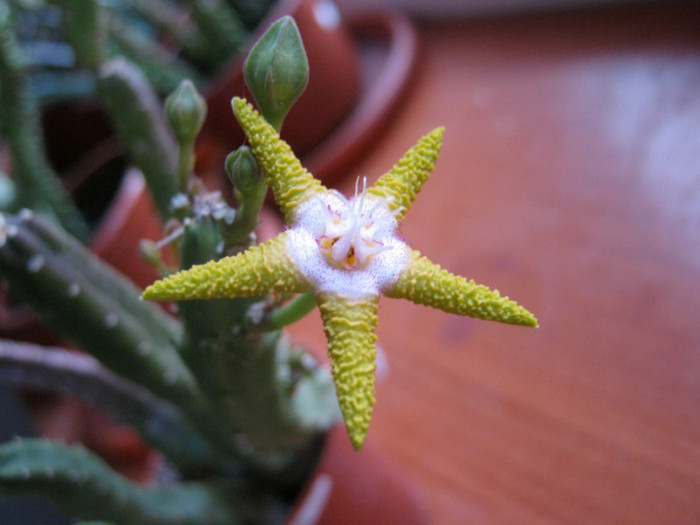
[{"x1": 287, "y1": 177, "x2": 408, "y2": 298}]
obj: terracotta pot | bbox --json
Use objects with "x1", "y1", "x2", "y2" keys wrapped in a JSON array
[
  {"x1": 305, "y1": 10, "x2": 419, "y2": 183},
  {"x1": 201, "y1": 0, "x2": 362, "y2": 165},
  {"x1": 286, "y1": 426, "x2": 428, "y2": 525},
  {"x1": 89, "y1": 167, "x2": 165, "y2": 289},
  {"x1": 199, "y1": 6, "x2": 419, "y2": 192},
  {"x1": 0, "y1": 165, "x2": 165, "y2": 343}
]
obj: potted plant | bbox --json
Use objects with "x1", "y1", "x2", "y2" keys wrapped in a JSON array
[
  {"x1": 0, "y1": 4, "x2": 538, "y2": 524},
  {"x1": 0, "y1": 0, "x2": 367, "y2": 343}
]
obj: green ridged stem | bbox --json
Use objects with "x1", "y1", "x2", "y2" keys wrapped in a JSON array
[
  {"x1": 177, "y1": 217, "x2": 316, "y2": 455},
  {"x1": 177, "y1": 215, "x2": 245, "y2": 402},
  {"x1": 51, "y1": 0, "x2": 106, "y2": 72},
  {"x1": 96, "y1": 57, "x2": 179, "y2": 220},
  {"x1": 0, "y1": 339, "x2": 223, "y2": 475},
  {"x1": 0, "y1": 1, "x2": 89, "y2": 241},
  {"x1": 205, "y1": 330, "x2": 315, "y2": 454},
  {"x1": 0, "y1": 210, "x2": 245, "y2": 465},
  {"x1": 0, "y1": 440, "x2": 242, "y2": 525},
  {"x1": 0, "y1": 211, "x2": 196, "y2": 404}
]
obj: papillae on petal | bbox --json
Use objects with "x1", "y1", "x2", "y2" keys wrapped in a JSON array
[
  {"x1": 386, "y1": 249, "x2": 538, "y2": 327},
  {"x1": 367, "y1": 127, "x2": 444, "y2": 222},
  {"x1": 142, "y1": 233, "x2": 311, "y2": 301},
  {"x1": 232, "y1": 97, "x2": 325, "y2": 223},
  {"x1": 316, "y1": 292, "x2": 379, "y2": 450}
]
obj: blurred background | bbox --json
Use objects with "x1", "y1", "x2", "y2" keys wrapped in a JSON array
[{"x1": 291, "y1": 0, "x2": 700, "y2": 523}]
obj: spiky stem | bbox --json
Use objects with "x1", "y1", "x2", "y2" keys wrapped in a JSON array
[
  {"x1": 96, "y1": 58, "x2": 179, "y2": 221},
  {"x1": 0, "y1": 339, "x2": 222, "y2": 474},
  {"x1": 0, "y1": 440, "x2": 243, "y2": 525},
  {"x1": 0, "y1": 211, "x2": 245, "y2": 463},
  {"x1": 0, "y1": 1, "x2": 89, "y2": 240}
]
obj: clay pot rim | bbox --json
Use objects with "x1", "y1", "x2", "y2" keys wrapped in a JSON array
[{"x1": 303, "y1": 10, "x2": 420, "y2": 182}]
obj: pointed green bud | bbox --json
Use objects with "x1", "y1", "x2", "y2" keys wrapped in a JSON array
[
  {"x1": 225, "y1": 146, "x2": 264, "y2": 203},
  {"x1": 139, "y1": 239, "x2": 162, "y2": 267},
  {"x1": 165, "y1": 80, "x2": 207, "y2": 144},
  {"x1": 224, "y1": 146, "x2": 266, "y2": 243},
  {"x1": 243, "y1": 16, "x2": 308, "y2": 131}
]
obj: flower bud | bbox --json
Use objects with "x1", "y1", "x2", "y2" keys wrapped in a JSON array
[
  {"x1": 243, "y1": 16, "x2": 308, "y2": 131},
  {"x1": 165, "y1": 80, "x2": 207, "y2": 143},
  {"x1": 139, "y1": 239, "x2": 164, "y2": 270},
  {"x1": 225, "y1": 146, "x2": 264, "y2": 201}
]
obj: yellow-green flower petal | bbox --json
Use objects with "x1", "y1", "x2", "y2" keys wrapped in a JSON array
[
  {"x1": 367, "y1": 127, "x2": 444, "y2": 222},
  {"x1": 232, "y1": 97, "x2": 325, "y2": 223},
  {"x1": 316, "y1": 292, "x2": 379, "y2": 450},
  {"x1": 142, "y1": 233, "x2": 311, "y2": 301},
  {"x1": 386, "y1": 249, "x2": 538, "y2": 327}
]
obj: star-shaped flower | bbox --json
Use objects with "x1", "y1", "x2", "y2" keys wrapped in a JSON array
[{"x1": 143, "y1": 98, "x2": 538, "y2": 450}]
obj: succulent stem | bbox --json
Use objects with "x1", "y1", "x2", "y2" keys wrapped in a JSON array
[
  {"x1": 0, "y1": 1, "x2": 89, "y2": 241},
  {"x1": 0, "y1": 440, "x2": 243, "y2": 525},
  {"x1": 96, "y1": 58, "x2": 179, "y2": 221},
  {"x1": 0, "y1": 339, "x2": 224, "y2": 474}
]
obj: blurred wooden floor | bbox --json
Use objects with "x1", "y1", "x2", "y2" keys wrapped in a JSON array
[{"x1": 290, "y1": 2, "x2": 700, "y2": 523}]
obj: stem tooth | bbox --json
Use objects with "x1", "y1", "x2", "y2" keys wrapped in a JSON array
[
  {"x1": 103, "y1": 313, "x2": 119, "y2": 328},
  {"x1": 67, "y1": 282, "x2": 81, "y2": 298},
  {"x1": 26, "y1": 254, "x2": 45, "y2": 273}
]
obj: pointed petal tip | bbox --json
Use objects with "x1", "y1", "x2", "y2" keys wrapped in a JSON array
[
  {"x1": 316, "y1": 293, "x2": 378, "y2": 454},
  {"x1": 141, "y1": 280, "x2": 177, "y2": 302},
  {"x1": 525, "y1": 313, "x2": 539, "y2": 328},
  {"x1": 231, "y1": 96, "x2": 248, "y2": 117},
  {"x1": 516, "y1": 313, "x2": 539, "y2": 329},
  {"x1": 348, "y1": 428, "x2": 368, "y2": 451},
  {"x1": 389, "y1": 250, "x2": 539, "y2": 328},
  {"x1": 141, "y1": 285, "x2": 161, "y2": 301}
]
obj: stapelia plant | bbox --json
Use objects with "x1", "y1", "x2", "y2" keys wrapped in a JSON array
[
  {"x1": 0, "y1": 2, "x2": 537, "y2": 522},
  {"x1": 0, "y1": 12, "x2": 340, "y2": 525},
  {"x1": 143, "y1": 98, "x2": 538, "y2": 450}
]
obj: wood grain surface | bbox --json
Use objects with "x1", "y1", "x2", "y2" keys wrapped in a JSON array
[{"x1": 290, "y1": 3, "x2": 700, "y2": 523}]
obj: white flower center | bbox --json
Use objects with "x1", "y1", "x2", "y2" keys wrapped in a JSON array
[
  {"x1": 319, "y1": 178, "x2": 396, "y2": 270},
  {"x1": 286, "y1": 178, "x2": 408, "y2": 297}
]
